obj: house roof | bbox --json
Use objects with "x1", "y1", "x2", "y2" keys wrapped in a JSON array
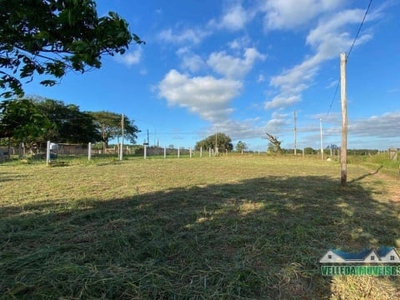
[
  {"x1": 377, "y1": 246, "x2": 397, "y2": 257},
  {"x1": 331, "y1": 249, "x2": 373, "y2": 261},
  {"x1": 321, "y1": 246, "x2": 400, "y2": 263}
]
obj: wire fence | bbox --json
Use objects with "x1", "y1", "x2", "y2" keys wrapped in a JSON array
[{"x1": 1, "y1": 142, "x2": 398, "y2": 164}]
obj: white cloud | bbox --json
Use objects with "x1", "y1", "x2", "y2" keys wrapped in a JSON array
[
  {"x1": 326, "y1": 79, "x2": 338, "y2": 89},
  {"x1": 264, "y1": 8, "x2": 374, "y2": 110},
  {"x1": 176, "y1": 48, "x2": 205, "y2": 73},
  {"x1": 114, "y1": 48, "x2": 142, "y2": 66},
  {"x1": 265, "y1": 95, "x2": 301, "y2": 109},
  {"x1": 257, "y1": 74, "x2": 266, "y2": 83},
  {"x1": 207, "y1": 48, "x2": 265, "y2": 79},
  {"x1": 306, "y1": 9, "x2": 374, "y2": 59},
  {"x1": 208, "y1": 2, "x2": 253, "y2": 31},
  {"x1": 158, "y1": 28, "x2": 210, "y2": 45},
  {"x1": 261, "y1": 0, "x2": 345, "y2": 30},
  {"x1": 298, "y1": 112, "x2": 400, "y2": 149},
  {"x1": 158, "y1": 70, "x2": 242, "y2": 122},
  {"x1": 264, "y1": 111, "x2": 291, "y2": 133},
  {"x1": 349, "y1": 112, "x2": 400, "y2": 138},
  {"x1": 210, "y1": 118, "x2": 266, "y2": 141},
  {"x1": 228, "y1": 36, "x2": 251, "y2": 50}
]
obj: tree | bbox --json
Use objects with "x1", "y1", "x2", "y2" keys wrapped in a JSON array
[
  {"x1": 90, "y1": 111, "x2": 140, "y2": 147},
  {"x1": 265, "y1": 133, "x2": 282, "y2": 154},
  {"x1": 0, "y1": 97, "x2": 102, "y2": 147},
  {"x1": 0, "y1": 99, "x2": 52, "y2": 141},
  {"x1": 304, "y1": 147, "x2": 315, "y2": 155},
  {"x1": 235, "y1": 141, "x2": 247, "y2": 153},
  {"x1": 35, "y1": 98, "x2": 101, "y2": 143},
  {"x1": 195, "y1": 132, "x2": 233, "y2": 152},
  {"x1": 0, "y1": 99, "x2": 53, "y2": 155},
  {"x1": 0, "y1": 0, "x2": 144, "y2": 98}
]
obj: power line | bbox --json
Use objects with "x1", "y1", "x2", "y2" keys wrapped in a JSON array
[
  {"x1": 325, "y1": 81, "x2": 340, "y2": 118},
  {"x1": 347, "y1": 0, "x2": 373, "y2": 60},
  {"x1": 325, "y1": 0, "x2": 373, "y2": 118}
]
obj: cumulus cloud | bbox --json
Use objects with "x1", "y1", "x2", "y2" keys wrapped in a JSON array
[
  {"x1": 228, "y1": 36, "x2": 252, "y2": 50},
  {"x1": 265, "y1": 95, "x2": 301, "y2": 109},
  {"x1": 210, "y1": 118, "x2": 266, "y2": 141},
  {"x1": 306, "y1": 9, "x2": 374, "y2": 59},
  {"x1": 177, "y1": 48, "x2": 205, "y2": 72},
  {"x1": 158, "y1": 70, "x2": 242, "y2": 122},
  {"x1": 208, "y1": 2, "x2": 253, "y2": 31},
  {"x1": 264, "y1": 8, "x2": 374, "y2": 110},
  {"x1": 264, "y1": 111, "x2": 291, "y2": 133},
  {"x1": 261, "y1": 0, "x2": 345, "y2": 30},
  {"x1": 158, "y1": 28, "x2": 210, "y2": 45},
  {"x1": 297, "y1": 112, "x2": 400, "y2": 149},
  {"x1": 114, "y1": 48, "x2": 142, "y2": 66},
  {"x1": 207, "y1": 48, "x2": 265, "y2": 79},
  {"x1": 349, "y1": 112, "x2": 400, "y2": 138}
]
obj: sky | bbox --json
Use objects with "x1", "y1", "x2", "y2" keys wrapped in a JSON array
[{"x1": 23, "y1": 0, "x2": 400, "y2": 151}]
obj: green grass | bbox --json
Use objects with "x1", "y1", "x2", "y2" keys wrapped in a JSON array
[{"x1": 1, "y1": 155, "x2": 399, "y2": 299}]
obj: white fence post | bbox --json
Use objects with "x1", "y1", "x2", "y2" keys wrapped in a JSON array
[
  {"x1": 144, "y1": 145, "x2": 147, "y2": 159},
  {"x1": 88, "y1": 142, "x2": 91, "y2": 161},
  {"x1": 190, "y1": 147, "x2": 192, "y2": 158},
  {"x1": 178, "y1": 147, "x2": 180, "y2": 158},
  {"x1": 164, "y1": 146, "x2": 167, "y2": 159},
  {"x1": 46, "y1": 141, "x2": 51, "y2": 165},
  {"x1": 200, "y1": 147, "x2": 203, "y2": 157}
]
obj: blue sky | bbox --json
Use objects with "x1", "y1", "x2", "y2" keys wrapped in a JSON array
[{"x1": 24, "y1": 0, "x2": 400, "y2": 151}]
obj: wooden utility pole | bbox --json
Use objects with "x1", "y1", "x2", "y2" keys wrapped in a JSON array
[
  {"x1": 340, "y1": 53, "x2": 348, "y2": 186},
  {"x1": 294, "y1": 110, "x2": 297, "y2": 155}
]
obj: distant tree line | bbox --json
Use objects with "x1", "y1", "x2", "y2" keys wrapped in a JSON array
[{"x1": 0, "y1": 97, "x2": 139, "y2": 150}]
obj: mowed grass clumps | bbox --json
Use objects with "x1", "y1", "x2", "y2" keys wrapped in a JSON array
[{"x1": 1, "y1": 156, "x2": 399, "y2": 299}]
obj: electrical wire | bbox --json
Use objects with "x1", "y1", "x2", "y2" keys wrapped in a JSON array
[
  {"x1": 324, "y1": 0, "x2": 373, "y2": 118},
  {"x1": 347, "y1": 0, "x2": 373, "y2": 60}
]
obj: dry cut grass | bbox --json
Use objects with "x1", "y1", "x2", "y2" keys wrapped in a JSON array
[{"x1": 0, "y1": 155, "x2": 399, "y2": 299}]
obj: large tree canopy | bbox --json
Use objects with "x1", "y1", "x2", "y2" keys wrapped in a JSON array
[
  {"x1": 89, "y1": 111, "x2": 140, "y2": 147},
  {"x1": 0, "y1": 0, "x2": 144, "y2": 98},
  {"x1": 0, "y1": 98, "x2": 102, "y2": 145},
  {"x1": 35, "y1": 98, "x2": 101, "y2": 143},
  {"x1": 195, "y1": 132, "x2": 233, "y2": 152},
  {"x1": 0, "y1": 99, "x2": 52, "y2": 143}
]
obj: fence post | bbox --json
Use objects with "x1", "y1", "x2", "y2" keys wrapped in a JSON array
[
  {"x1": 88, "y1": 142, "x2": 91, "y2": 161},
  {"x1": 144, "y1": 145, "x2": 147, "y2": 159},
  {"x1": 190, "y1": 147, "x2": 192, "y2": 158},
  {"x1": 164, "y1": 146, "x2": 167, "y2": 159},
  {"x1": 46, "y1": 141, "x2": 51, "y2": 165},
  {"x1": 178, "y1": 147, "x2": 180, "y2": 158},
  {"x1": 200, "y1": 147, "x2": 203, "y2": 157}
]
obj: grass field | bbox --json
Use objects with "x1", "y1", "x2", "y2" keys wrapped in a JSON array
[{"x1": 1, "y1": 155, "x2": 399, "y2": 299}]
